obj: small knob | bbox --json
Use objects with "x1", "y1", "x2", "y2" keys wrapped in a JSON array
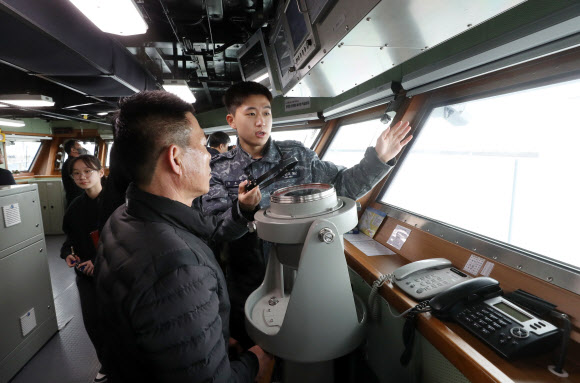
[
  {"x1": 318, "y1": 228, "x2": 335, "y2": 244},
  {"x1": 268, "y1": 297, "x2": 279, "y2": 306}
]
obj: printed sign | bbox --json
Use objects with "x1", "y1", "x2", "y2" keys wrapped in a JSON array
[
  {"x1": 464, "y1": 254, "x2": 486, "y2": 275},
  {"x1": 284, "y1": 97, "x2": 311, "y2": 112},
  {"x1": 358, "y1": 207, "x2": 386, "y2": 239},
  {"x1": 386, "y1": 224, "x2": 411, "y2": 250},
  {"x1": 480, "y1": 261, "x2": 495, "y2": 277}
]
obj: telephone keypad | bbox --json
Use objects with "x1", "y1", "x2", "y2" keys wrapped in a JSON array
[
  {"x1": 394, "y1": 266, "x2": 470, "y2": 300},
  {"x1": 453, "y1": 300, "x2": 561, "y2": 358}
]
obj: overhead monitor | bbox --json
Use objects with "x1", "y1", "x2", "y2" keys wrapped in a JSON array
[
  {"x1": 237, "y1": 29, "x2": 280, "y2": 94},
  {"x1": 304, "y1": 0, "x2": 337, "y2": 24},
  {"x1": 283, "y1": 0, "x2": 320, "y2": 70},
  {"x1": 272, "y1": 19, "x2": 298, "y2": 92}
]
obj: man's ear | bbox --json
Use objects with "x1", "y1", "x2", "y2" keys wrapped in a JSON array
[
  {"x1": 226, "y1": 113, "x2": 236, "y2": 130},
  {"x1": 166, "y1": 145, "x2": 183, "y2": 175}
]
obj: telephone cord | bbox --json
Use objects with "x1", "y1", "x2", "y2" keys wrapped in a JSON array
[{"x1": 368, "y1": 274, "x2": 433, "y2": 321}]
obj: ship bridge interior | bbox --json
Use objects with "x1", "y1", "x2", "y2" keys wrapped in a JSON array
[{"x1": 2, "y1": 1, "x2": 580, "y2": 383}]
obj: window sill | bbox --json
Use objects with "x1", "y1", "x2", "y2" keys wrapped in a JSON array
[{"x1": 344, "y1": 239, "x2": 580, "y2": 383}]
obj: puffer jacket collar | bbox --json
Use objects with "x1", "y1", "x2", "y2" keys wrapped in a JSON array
[{"x1": 125, "y1": 183, "x2": 204, "y2": 237}]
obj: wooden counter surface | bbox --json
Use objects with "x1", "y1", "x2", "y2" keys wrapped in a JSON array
[{"x1": 344, "y1": 240, "x2": 580, "y2": 383}]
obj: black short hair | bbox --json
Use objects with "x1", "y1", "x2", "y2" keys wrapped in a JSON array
[
  {"x1": 64, "y1": 139, "x2": 80, "y2": 155},
  {"x1": 113, "y1": 90, "x2": 195, "y2": 186},
  {"x1": 208, "y1": 131, "x2": 231, "y2": 148},
  {"x1": 223, "y1": 81, "x2": 273, "y2": 115},
  {"x1": 69, "y1": 154, "x2": 102, "y2": 174}
]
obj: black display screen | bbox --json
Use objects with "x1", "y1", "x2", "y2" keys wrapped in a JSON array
[
  {"x1": 274, "y1": 24, "x2": 293, "y2": 78},
  {"x1": 285, "y1": 0, "x2": 309, "y2": 50},
  {"x1": 493, "y1": 301, "x2": 532, "y2": 323},
  {"x1": 239, "y1": 43, "x2": 266, "y2": 80}
]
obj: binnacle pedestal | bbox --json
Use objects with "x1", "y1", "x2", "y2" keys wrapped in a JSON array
[{"x1": 245, "y1": 183, "x2": 367, "y2": 383}]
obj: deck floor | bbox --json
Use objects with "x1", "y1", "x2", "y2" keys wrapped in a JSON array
[{"x1": 9, "y1": 234, "x2": 100, "y2": 383}]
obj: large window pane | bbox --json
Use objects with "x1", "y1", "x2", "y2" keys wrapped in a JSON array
[
  {"x1": 105, "y1": 141, "x2": 113, "y2": 167},
  {"x1": 270, "y1": 128, "x2": 320, "y2": 149},
  {"x1": 381, "y1": 78, "x2": 580, "y2": 269},
  {"x1": 63, "y1": 140, "x2": 97, "y2": 162},
  {"x1": 5, "y1": 140, "x2": 41, "y2": 171},
  {"x1": 322, "y1": 118, "x2": 385, "y2": 168}
]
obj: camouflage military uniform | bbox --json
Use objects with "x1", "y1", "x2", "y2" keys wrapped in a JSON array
[{"x1": 201, "y1": 138, "x2": 395, "y2": 347}]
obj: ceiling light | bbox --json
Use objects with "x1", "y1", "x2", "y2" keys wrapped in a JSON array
[
  {"x1": 0, "y1": 95, "x2": 55, "y2": 108},
  {"x1": 3, "y1": 134, "x2": 52, "y2": 141},
  {"x1": 69, "y1": 0, "x2": 148, "y2": 36},
  {"x1": 163, "y1": 80, "x2": 197, "y2": 104},
  {"x1": 0, "y1": 118, "x2": 26, "y2": 128},
  {"x1": 63, "y1": 102, "x2": 95, "y2": 109}
]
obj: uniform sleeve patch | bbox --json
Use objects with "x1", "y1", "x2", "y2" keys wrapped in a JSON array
[{"x1": 281, "y1": 170, "x2": 300, "y2": 179}]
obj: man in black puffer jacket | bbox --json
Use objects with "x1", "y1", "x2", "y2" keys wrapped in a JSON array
[{"x1": 95, "y1": 91, "x2": 271, "y2": 383}]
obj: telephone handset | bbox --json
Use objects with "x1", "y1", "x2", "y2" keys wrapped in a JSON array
[
  {"x1": 392, "y1": 258, "x2": 470, "y2": 300},
  {"x1": 430, "y1": 277, "x2": 502, "y2": 318},
  {"x1": 429, "y1": 278, "x2": 561, "y2": 358}
]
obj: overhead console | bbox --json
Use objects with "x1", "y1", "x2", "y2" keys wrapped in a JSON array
[
  {"x1": 239, "y1": 0, "x2": 527, "y2": 98},
  {"x1": 237, "y1": 29, "x2": 281, "y2": 94}
]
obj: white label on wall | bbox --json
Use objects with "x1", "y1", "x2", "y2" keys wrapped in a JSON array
[
  {"x1": 20, "y1": 308, "x2": 37, "y2": 337},
  {"x1": 480, "y1": 261, "x2": 495, "y2": 277},
  {"x1": 464, "y1": 254, "x2": 486, "y2": 275},
  {"x1": 284, "y1": 97, "x2": 311, "y2": 112},
  {"x1": 3, "y1": 203, "x2": 21, "y2": 227},
  {"x1": 386, "y1": 224, "x2": 411, "y2": 250}
]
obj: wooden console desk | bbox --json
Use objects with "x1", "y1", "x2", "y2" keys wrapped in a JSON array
[{"x1": 344, "y1": 240, "x2": 580, "y2": 383}]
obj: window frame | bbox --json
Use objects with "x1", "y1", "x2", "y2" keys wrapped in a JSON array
[
  {"x1": 319, "y1": 108, "x2": 385, "y2": 162},
  {"x1": 4, "y1": 137, "x2": 44, "y2": 173},
  {"x1": 269, "y1": 123, "x2": 324, "y2": 150},
  {"x1": 376, "y1": 46, "x2": 580, "y2": 295}
]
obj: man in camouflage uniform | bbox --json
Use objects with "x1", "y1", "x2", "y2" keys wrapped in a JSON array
[{"x1": 202, "y1": 81, "x2": 413, "y2": 347}]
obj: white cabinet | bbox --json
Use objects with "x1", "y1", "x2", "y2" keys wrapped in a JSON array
[
  {"x1": 34, "y1": 180, "x2": 65, "y2": 234},
  {"x1": 0, "y1": 184, "x2": 58, "y2": 383}
]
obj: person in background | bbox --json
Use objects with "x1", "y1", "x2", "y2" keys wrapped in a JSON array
[
  {"x1": 0, "y1": 148, "x2": 16, "y2": 185},
  {"x1": 207, "y1": 131, "x2": 231, "y2": 158},
  {"x1": 94, "y1": 90, "x2": 271, "y2": 383},
  {"x1": 202, "y1": 81, "x2": 413, "y2": 348},
  {"x1": 60, "y1": 154, "x2": 108, "y2": 383},
  {"x1": 61, "y1": 139, "x2": 84, "y2": 207}
]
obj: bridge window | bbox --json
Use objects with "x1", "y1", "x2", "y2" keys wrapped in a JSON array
[
  {"x1": 322, "y1": 117, "x2": 385, "y2": 167},
  {"x1": 63, "y1": 140, "x2": 97, "y2": 162},
  {"x1": 380, "y1": 77, "x2": 580, "y2": 270},
  {"x1": 270, "y1": 127, "x2": 321, "y2": 149},
  {"x1": 4, "y1": 139, "x2": 42, "y2": 172},
  {"x1": 105, "y1": 141, "x2": 113, "y2": 167}
]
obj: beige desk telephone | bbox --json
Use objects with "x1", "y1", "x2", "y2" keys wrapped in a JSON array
[{"x1": 392, "y1": 258, "x2": 471, "y2": 300}]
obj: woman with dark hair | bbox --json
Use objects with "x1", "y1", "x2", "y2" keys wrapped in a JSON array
[{"x1": 60, "y1": 154, "x2": 108, "y2": 383}]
